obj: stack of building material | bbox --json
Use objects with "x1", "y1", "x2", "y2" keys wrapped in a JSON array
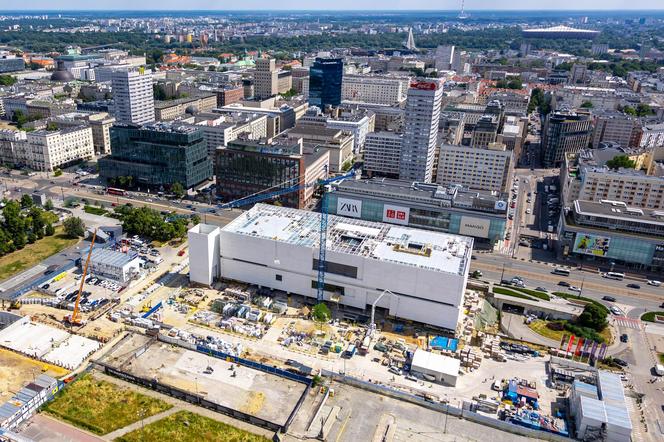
[{"x1": 459, "y1": 347, "x2": 482, "y2": 369}]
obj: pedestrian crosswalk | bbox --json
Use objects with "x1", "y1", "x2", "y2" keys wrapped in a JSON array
[{"x1": 615, "y1": 316, "x2": 641, "y2": 330}]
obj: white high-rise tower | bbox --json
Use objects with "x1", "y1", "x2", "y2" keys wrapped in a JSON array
[{"x1": 111, "y1": 68, "x2": 155, "y2": 125}]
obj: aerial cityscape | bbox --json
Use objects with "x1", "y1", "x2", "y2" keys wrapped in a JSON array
[{"x1": 0, "y1": 2, "x2": 664, "y2": 442}]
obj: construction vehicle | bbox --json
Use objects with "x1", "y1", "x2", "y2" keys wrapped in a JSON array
[
  {"x1": 64, "y1": 229, "x2": 96, "y2": 326},
  {"x1": 141, "y1": 301, "x2": 152, "y2": 313}
]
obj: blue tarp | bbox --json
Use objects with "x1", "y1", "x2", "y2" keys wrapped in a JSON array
[{"x1": 429, "y1": 336, "x2": 458, "y2": 352}]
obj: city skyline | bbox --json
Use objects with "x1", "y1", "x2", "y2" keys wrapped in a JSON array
[{"x1": 2, "y1": 1, "x2": 664, "y2": 11}]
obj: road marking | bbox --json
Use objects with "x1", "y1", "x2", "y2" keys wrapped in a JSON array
[
  {"x1": 336, "y1": 409, "x2": 352, "y2": 442},
  {"x1": 615, "y1": 316, "x2": 641, "y2": 330}
]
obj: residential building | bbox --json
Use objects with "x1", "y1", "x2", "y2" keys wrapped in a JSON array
[
  {"x1": 154, "y1": 93, "x2": 217, "y2": 121},
  {"x1": 591, "y1": 111, "x2": 641, "y2": 149},
  {"x1": 470, "y1": 115, "x2": 500, "y2": 148},
  {"x1": 488, "y1": 91, "x2": 530, "y2": 116},
  {"x1": 639, "y1": 123, "x2": 664, "y2": 148},
  {"x1": 52, "y1": 112, "x2": 116, "y2": 155},
  {"x1": 341, "y1": 74, "x2": 409, "y2": 105},
  {"x1": 437, "y1": 143, "x2": 514, "y2": 193},
  {"x1": 190, "y1": 112, "x2": 268, "y2": 157},
  {"x1": 363, "y1": 131, "x2": 403, "y2": 179},
  {"x1": 542, "y1": 111, "x2": 593, "y2": 168},
  {"x1": 99, "y1": 123, "x2": 212, "y2": 189},
  {"x1": 497, "y1": 115, "x2": 527, "y2": 159},
  {"x1": 284, "y1": 124, "x2": 354, "y2": 173},
  {"x1": 400, "y1": 80, "x2": 443, "y2": 183},
  {"x1": 0, "y1": 130, "x2": 30, "y2": 167},
  {"x1": 309, "y1": 58, "x2": 343, "y2": 110},
  {"x1": 111, "y1": 69, "x2": 155, "y2": 125},
  {"x1": 189, "y1": 204, "x2": 473, "y2": 331},
  {"x1": 434, "y1": 45, "x2": 455, "y2": 71},
  {"x1": 215, "y1": 85, "x2": 244, "y2": 106},
  {"x1": 215, "y1": 137, "x2": 329, "y2": 209},
  {"x1": 254, "y1": 58, "x2": 278, "y2": 100},
  {"x1": 26, "y1": 126, "x2": 95, "y2": 172},
  {"x1": 0, "y1": 53, "x2": 24, "y2": 73},
  {"x1": 328, "y1": 178, "x2": 508, "y2": 243}
]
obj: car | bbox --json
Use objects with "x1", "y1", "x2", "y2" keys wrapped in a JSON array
[
  {"x1": 620, "y1": 334, "x2": 628, "y2": 343},
  {"x1": 557, "y1": 281, "x2": 570, "y2": 287},
  {"x1": 177, "y1": 249, "x2": 186, "y2": 256},
  {"x1": 613, "y1": 358, "x2": 628, "y2": 367},
  {"x1": 405, "y1": 374, "x2": 418, "y2": 381},
  {"x1": 610, "y1": 306, "x2": 623, "y2": 316},
  {"x1": 602, "y1": 296, "x2": 617, "y2": 302},
  {"x1": 471, "y1": 270, "x2": 483, "y2": 278},
  {"x1": 41, "y1": 283, "x2": 50, "y2": 290},
  {"x1": 647, "y1": 280, "x2": 661, "y2": 287},
  {"x1": 568, "y1": 286, "x2": 581, "y2": 292},
  {"x1": 626, "y1": 283, "x2": 641, "y2": 289},
  {"x1": 388, "y1": 366, "x2": 402, "y2": 376},
  {"x1": 535, "y1": 287, "x2": 548, "y2": 293},
  {"x1": 526, "y1": 208, "x2": 532, "y2": 214}
]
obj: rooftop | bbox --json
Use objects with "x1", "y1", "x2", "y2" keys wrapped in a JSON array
[
  {"x1": 411, "y1": 349, "x2": 461, "y2": 376},
  {"x1": 574, "y1": 200, "x2": 664, "y2": 226},
  {"x1": 87, "y1": 248, "x2": 139, "y2": 267},
  {"x1": 223, "y1": 204, "x2": 473, "y2": 275}
]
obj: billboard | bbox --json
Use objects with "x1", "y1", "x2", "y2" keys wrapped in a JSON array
[
  {"x1": 382, "y1": 204, "x2": 410, "y2": 226},
  {"x1": 459, "y1": 216, "x2": 491, "y2": 239},
  {"x1": 652, "y1": 244, "x2": 664, "y2": 265},
  {"x1": 573, "y1": 233, "x2": 611, "y2": 257},
  {"x1": 336, "y1": 198, "x2": 362, "y2": 218}
]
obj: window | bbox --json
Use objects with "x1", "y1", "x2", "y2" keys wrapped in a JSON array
[
  {"x1": 312, "y1": 259, "x2": 358, "y2": 279},
  {"x1": 275, "y1": 274, "x2": 282, "y2": 282}
]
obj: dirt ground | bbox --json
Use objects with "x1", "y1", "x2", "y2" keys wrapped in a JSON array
[{"x1": 0, "y1": 349, "x2": 69, "y2": 401}]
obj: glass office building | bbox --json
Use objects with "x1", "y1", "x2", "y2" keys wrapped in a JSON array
[
  {"x1": 308, "y1": 58, "x2": 343, "y2": 110},
  {"x1": 99, "y1": 123, "x2": 212, "y2": 189}
]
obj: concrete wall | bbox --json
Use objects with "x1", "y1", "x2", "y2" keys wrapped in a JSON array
[{"x1": 188, "y1": 224, "x2": 220, "y2": 286}]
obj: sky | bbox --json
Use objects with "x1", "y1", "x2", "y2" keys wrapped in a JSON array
[{"x1": 2, "y1": 1, "x2": 663, "y2": 11}]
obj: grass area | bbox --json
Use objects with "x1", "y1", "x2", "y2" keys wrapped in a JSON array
[
  {"x1": 528, "y1": 319, "x2": 612, "y2": 345},
  {"x1": 493, "y1": 286, "x2": 539, "y2": 301},
  {"x1": 83, "y1": 205, "x2": 108, "y2": 216},
  {"x1": 42, "y1": 210, "x2": 59, "y2": 224},
  {"x1": 553, "y1": 292, "x2": 610, "y2": 315},
  {"x1": 659, "y1": 353, "x2": 664, "y2": 364},
  {"x1": 43, "y1": 373, "x2": 172, "y2": 435},
  {"x1": 641, "y1": 311, "x2": 664, "y2": 323},
  {"x1": 0, "y1": 226, "x2": 78, "y2": 281},
  {"x1": 506, "y1": 286, "x2": 551, "y2": 301},
  {"x1": 115, "y1": 410, "x2": 270, "y2": 442}
]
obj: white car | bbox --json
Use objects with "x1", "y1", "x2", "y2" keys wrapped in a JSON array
[
  {"x1": 647, "y1": 280, "x2": 661, "y2": 287},
  {"x1": 526, "y1": 208, "x2": 532, "y2": 214},
  {"x1": 568, "y1": 286, "x2": 581, "y2": 292}
]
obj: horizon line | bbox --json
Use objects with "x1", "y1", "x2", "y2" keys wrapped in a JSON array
[{"x1": 1, "y1": 8, "x2": 664, "y2": 12}]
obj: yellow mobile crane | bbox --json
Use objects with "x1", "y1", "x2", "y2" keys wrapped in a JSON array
[{"x1": 64, "y1": 229, "x2": 96, "y2": 326}]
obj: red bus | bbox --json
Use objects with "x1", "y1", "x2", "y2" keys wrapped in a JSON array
[{"x1": 107, "y1": 187, "x2": 126, "y2": 196}]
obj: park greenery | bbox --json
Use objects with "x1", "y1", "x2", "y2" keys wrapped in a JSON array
[
  {"x1": 63, "y1": 216, "x2": 86, "y2": 238},
  {"x1": 622, "y1": 103, "x2": 655, "y2": 117},
  {"x1": 606, "y1": 155, "x2": 637, "y2": 170},
  {"x1": 113, "y1": 205, "x2": 189, "y2": 241},
  {"x1": 495, "y1": 79, "x2": 523, "y2": 90},
  {"x1": 312, "y1": 302, "x2": 332, "y2": 323},
  {"x1": 0, "y1": 198, "x2": 57, "y2": 256},
  {"x1": 0, "y1": 74, "x2": 17, "y2": 86},
  {"x1": 528, "y1": 88, "x2": 551, "y2": 115}
]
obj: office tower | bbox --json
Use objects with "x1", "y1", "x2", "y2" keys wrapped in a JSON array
[
  {"x1": 363, "y1": 132, "x2": 403, "y2": 179},
  {"x1": 99, "y1": 123, "x2": 212, "y2": 189},
  {"x1": 436, "y1": 143, "x2": 513, "y2": 193},
  {"x1": 308, "y1": 58, "x2": 343, "y2": 110},
  {"x1": 541, "y1": 111, "x2": 593, "y2": 168},
  {"x1": 434, "y1": 45, "x2": 455, "y2": 71},
  {"x1": 254, "y1": 58, "x2": 278, "y2": 100},
  {"x1": 399, "y1": 80, "x2": 443, "y2": 183},
  {"x1": 111, "y1": 69, "x2": 155, "y2": 125},
  {"x1": 471, "y1": 115, "x2": 500, "y2": 148}
]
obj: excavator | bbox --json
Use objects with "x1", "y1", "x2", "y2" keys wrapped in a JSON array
[{"x1": 64, "y1": 228, "x2": 96, "y2": 327}]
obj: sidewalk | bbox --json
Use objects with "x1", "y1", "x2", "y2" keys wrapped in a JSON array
[{"x1": 102, "y1": 407, "x2": 181, "y2": 441}]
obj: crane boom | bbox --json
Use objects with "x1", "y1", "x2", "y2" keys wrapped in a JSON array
[{"x1": 67, "y1": 228, "x2": 96, "y2": 326}]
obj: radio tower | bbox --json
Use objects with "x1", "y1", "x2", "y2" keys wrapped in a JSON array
[{"x1": 458, "y1": 0, "x2": 469, "y2": 19}]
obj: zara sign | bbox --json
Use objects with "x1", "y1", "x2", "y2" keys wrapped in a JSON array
[{"x1": 336, "y1": 198, "x2": 362, "y2": 218}]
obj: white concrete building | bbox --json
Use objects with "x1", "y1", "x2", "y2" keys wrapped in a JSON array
[
  {"x1": 192, "y1": 113, "x2": 268, "y2": 156},
  {"x1": 85, "y1": 248, "x2": 141, "y2": 284},
  {"x1": 639, "y1": 122, "x2": 664, "y2": 148},
  {"x1": 410, "y1": 349, "x2": 460, "y2": 386},
  {"x1": 434, "y1": 45, "x2": 455, "y2": 71},
  {"x1": 111, "y1": 69, "x2": 155, "y2": 125},
  {"x1": 188, "y1": 224, "x2": 221, "y2": 286},
  {"x1": 189, "y1": 204, "x2": 473, "y2": 331},
  {"x1": 400, "y1": 80, "x2": 443, "y2": 183},
  {"x1": 341, "y1": 74, "x2": 409, "y2": 105},
  {"x1": 436, "y1": 143, "x2": 514, "y2": 193},
  {"x1": 27, "y1": 126, "x2": 95, "y2": 172}
]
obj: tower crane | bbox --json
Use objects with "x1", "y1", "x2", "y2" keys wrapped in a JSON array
[
  {"x1": 64, "y1": 228, "x2": 97, "y2": 326},
  {"x1": 217, "y1": 165, "x2": 359, "y2": 302}
]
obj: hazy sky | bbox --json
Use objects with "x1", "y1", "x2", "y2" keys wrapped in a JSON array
[{"x1": 2, "y1": 1, "x2": 663, "y2": 11}]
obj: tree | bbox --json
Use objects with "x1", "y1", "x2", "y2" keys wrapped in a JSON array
[
  {"x1": 577, "y1": 304, "x2": 608, "y2": 332},
  {"x1": 171, "y1": 182, "x2": 185, "y2": 199},
  {"x1": 580, "y1": 101, "x2": 593, "y2": 108},
  {"x1": 63, "y1": 216, "x2": 85, "y2": 238},
  {"x1": 0, "y1": 75, "x2": 17, "y2": 86},
  {"x1": 312, "y1": 302, "x2": 332, "y2": 323},
  {"x1": 20, "y1": 193, "x2": 33, "y2": 208},
  {"x1": 44, "y1": 199, "x2": 54, "y2": 211},
  {"x1": 44, "y1": 223, "x2": 55, "y2": 236},
  {"x1": 191, "y1": 214, "x2": 201, "y2": 225},
  {"x1": 606, "y1": 155, "x2": 636, "y2": 170}
]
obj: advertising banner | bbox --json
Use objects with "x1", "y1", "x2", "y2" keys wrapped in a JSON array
[
  {"x1": 590, "y1": 341, "x2": 599, "y2": 359},
  {"x1": 573, "y1": 233, "x2": 611, "y2": 257},
  {"x1": 382, "y1": 204, "x2": 410, "y2": 226},
  {"x1": 598, "y1": 343, "x2": 608, "y2": 360},
  {"x1": 566, "y1": 335, "x2": 576, "y2": 354},
  {"x1": 337, "y1": 198, "x2": 362, "y2": 218},
  {"x1": 458, "y1": 216, "x2": 490, "y2": 239}
]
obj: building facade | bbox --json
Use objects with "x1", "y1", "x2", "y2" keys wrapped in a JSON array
[
  {"x1": 26, "y1": 126, "x2": 95, "y2": 172},
  {"x1": 399, "y1": 80, "x2": 443, "y2": 183},
  {"x1": 308, "y1": 58, "x2": 343, "y2": 110},
  {"x1": 436, "y1": 144, "x2": 513, "y2": 193},
  {"x1": 341, "y1": 74, "x2": 409, "y2": 105},
  {"x1": 111, "y1": 69, "x2": 155, "y2": 125},
  {"x1": 99, "y1": 123, "x2": 212, "y2": 189},
  {"x1": 363, "y1": 132, "x2": 403, "y2": 179},
  {"x1": 328, "y1": 178, "x2": 508, "y2": 243},
  {"x1": 542, "y1": 111, "x2": 593, "y2": 168},
  {"x1": 254, "y1": 58, "x2": 278, "y2": 100}
]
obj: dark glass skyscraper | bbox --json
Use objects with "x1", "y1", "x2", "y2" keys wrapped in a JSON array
[{"x1": 308, "y1": 58, "x2": 343, "y2": 110}]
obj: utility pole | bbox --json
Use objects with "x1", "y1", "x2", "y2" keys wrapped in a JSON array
[
  {"x1": 500, "y1": 263, "x2": 506, "y2": 282},
  {"x1": 578, "y1": 276, "x2": 585, "y2": 299}
]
